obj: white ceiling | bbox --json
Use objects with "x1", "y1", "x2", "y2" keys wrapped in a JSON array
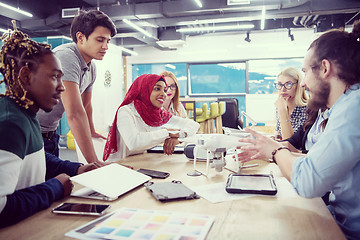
[{"x1": 0, "y1": 0, "x2": 359, "y2": 54}]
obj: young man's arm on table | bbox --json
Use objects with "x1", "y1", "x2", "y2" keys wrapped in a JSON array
[
  {"x1": 0, "y1": 152, "x2": 82, "y2": 228},
  {"x1": 61, "y1": 81, "x2": 101, "y2": 164}
]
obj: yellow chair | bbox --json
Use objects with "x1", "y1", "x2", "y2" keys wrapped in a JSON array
[
  {"x1": 184, "y1": 102, "x2": 195, "y2": 119},
  {"x1": 208, "y1": 102, "x2": 220, "y2": 133},
  {"x1": 216, "y1": 101, "x2": 226, "y2": 133},
  {"x1": 195, "y1": 103, "x2": 210, "y2": 133},
  {"x1": 195, "y1": 108, "x2": 203, "y2": 116},
  {"x1": 66, "y1": 130, "x2": 75, "y2": 150}
]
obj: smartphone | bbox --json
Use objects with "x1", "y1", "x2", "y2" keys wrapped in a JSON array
[
  {"x1": 52, "y1": 202, "x2": 110, "y2": 216},
  {"x1": 137, "y1": 168, "x2": 170, "y2": 179}
]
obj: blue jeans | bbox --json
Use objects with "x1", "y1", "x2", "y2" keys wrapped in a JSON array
[{"x1": 42, "y1": 132, "x2": 60, "y2": 157}]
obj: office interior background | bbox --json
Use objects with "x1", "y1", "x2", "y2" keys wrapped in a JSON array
[{"x1": 0, "y1": 0, "x2": 359, "y2": 138}]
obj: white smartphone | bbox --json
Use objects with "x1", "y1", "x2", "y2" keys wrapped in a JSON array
[{"x1": 52, "y1": 202, "x2": 110, "y2": 216}]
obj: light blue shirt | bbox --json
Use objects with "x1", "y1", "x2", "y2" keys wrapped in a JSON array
[
  {"x1": 304, "y1": 109, "x2": 328, "y2": 150},
  {"x1": 291, "y1": 83, "x2": 360, "y2": 240}
]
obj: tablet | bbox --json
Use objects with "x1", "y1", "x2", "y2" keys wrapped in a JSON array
[
  {"x1": 147, "y1": 146, "x2": 184, "y2": 154},
  {"x1": 52, "y1": 202, "x2": 111, "y2": 216},
  {"x1": 225, "y1": 173, "x2": 277, "y2": 195}
]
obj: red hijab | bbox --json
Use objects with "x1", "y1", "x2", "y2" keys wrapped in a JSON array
[{"x1": 103, "y1": 74, "x2": 172, "y2": 160}]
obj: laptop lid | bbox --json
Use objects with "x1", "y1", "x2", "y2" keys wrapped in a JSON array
[{"x1": 70, "y1": 164, "x2": 151, "y2": 200}]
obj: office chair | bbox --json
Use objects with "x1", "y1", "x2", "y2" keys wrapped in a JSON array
[{"x1": 218, "y1": 98, "x2": 243, "y2": 130}]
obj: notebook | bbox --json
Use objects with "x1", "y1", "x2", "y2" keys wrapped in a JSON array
[{"x1": 70, "y1": 163, "x2": 151, "y2": 201}]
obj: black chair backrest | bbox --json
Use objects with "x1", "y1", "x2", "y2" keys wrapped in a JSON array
[{"x1": 218, "y1": 98, "x2": 243, "y2": 129}]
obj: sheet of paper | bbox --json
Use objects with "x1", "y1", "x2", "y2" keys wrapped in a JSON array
[
  {"x1": 66, "y1": 207, "x2": 215, "y2": 240},
  {"x1": 190, "y1": 177, "x2": 298, "y2": 204}
]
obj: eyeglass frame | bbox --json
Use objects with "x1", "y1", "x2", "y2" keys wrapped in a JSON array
[
  {"x1": 274, "y1": 81, "x2": 298, "y2": 90},
  {"x1": 166, "y1": 84, "x2": 177, "y2": 91}
]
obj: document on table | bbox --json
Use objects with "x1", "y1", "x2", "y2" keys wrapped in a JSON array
[
  {"x1": 66, "y1": 207, "x2": 215, "y2": 240},
  {"x1": 190, "y1": 177, "x2": 298, "y2": 204}
]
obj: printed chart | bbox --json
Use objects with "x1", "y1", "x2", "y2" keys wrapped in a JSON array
[{"x1": 66, "y1": 207, "x2": 215, "y2": 240}]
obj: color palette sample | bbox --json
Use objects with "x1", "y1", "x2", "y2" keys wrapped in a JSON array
[{"x1": 66, "y1": 207, "x2": 215, "y2": 240}]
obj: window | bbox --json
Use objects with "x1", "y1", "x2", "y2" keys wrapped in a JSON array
[
  {"x1": 132, "y1": 63, "x2": 187, "y2": 96},
  {"x1": 248, "y1": 58, "x2": 303, "y2": 94},
  {"x1": 189, "y1": 63, "x2": 246, "y2": 95}
]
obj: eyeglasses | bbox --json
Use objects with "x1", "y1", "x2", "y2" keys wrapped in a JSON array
[
  {"x1": 274, "y1": 81, "x2": 297, "y2": 90},
  {"x1": 167, "y1": 84, "x2": 177, "y2": 90}
]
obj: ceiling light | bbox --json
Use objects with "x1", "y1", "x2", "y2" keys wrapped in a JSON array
[
  {"x1": 227, "y1": 0, "x2": 250, "y2": 5},
  {"x1": 119, "y1": 46, "x2": 138, "y2": 56},
  {"x1": 260, "y1": 6, "x2": 266, "y2": 30},
  {"x1": 0, "y1": 28, "x2": 8, "y2": 33},
  {"x1": 156, "y1": 39, "x2": 185, "y2": 49},
  {"x1": 194, "y1": 0, "x2": 202, "y2": 8},
  {"x1": 244, "y1": 32, "x2": 251, "y2": 42},
  {"x1": 176, "y1": 24, "x2": 254, "y2": 33},
  {"x1": 0, "y1": 2, "x2": 33, "y2": 17},
  {"x1": 109, "y1": 44, "x2": 138, "y2": 56},
  {"x1": 178, "y1": 17, "x2": 256, "y2": 26},
  {"x1": 47, "y1": 35, "x2": 72, "y2": 41},
  {"x1": 123, "y1": 19, "x2": 153, "y2": 38}
]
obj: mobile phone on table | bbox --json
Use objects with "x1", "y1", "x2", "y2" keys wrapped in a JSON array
[
  {"x1": 137, "y1": 168, "x2": 170, "y2": 179},
  {"x1": 52, "y1": 202, "x2": 110, "y2": 216}
]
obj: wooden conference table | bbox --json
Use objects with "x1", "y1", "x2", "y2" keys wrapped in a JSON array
[{"x1": 0, "y1": 153, "x2": 345, "y2": 240}]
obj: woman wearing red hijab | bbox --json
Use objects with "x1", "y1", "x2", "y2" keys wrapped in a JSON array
[{"x1": 103, "y1": 74, "x2": 199, "y2": 161}]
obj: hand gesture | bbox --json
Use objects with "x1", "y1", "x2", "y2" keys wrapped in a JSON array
[{"x1": 237, "y1": 128, "x2": 282, "y2": 163}]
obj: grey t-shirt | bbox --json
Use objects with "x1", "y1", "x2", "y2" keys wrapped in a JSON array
[{"x1": 37, "y1": 42, "x2": 96, "y2": 132}]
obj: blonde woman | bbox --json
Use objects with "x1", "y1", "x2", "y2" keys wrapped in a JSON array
[
  {"x1": 274, "y1": 67, "x2": 308, "y2": 139},
  {"x1": 160, "y1": 71, "x2": 187, "y2": 118}
]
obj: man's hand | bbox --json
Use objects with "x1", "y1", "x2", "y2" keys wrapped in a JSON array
[
  {"x1": 237, "y1": 128, "x2": 282, "y2": 162},
  {"x1": 163, "y1": 138, "x2": 180, "y2": 155},
  {"x1": 55, "y1": 173, "x2": 73, "y2": 197}
]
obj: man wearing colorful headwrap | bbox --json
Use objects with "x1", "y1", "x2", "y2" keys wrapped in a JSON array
[{"x1": 103, "y1": 74, "x2": 199, "y2": 161}]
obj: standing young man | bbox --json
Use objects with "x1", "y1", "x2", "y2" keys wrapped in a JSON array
[
  {"x1": 0, "y1": 24, "x2": 99, "y2": 228},
  {"x1": 238, "y1": 21, "x2": 360, "y2": 239},
  {"x1": 37, "y1": 10, "x2": 116, "y2": 164}
]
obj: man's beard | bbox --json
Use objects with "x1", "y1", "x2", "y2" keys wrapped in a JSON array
[{"x1": 307, "y1": 76, "x2": 330, "y2": 110}]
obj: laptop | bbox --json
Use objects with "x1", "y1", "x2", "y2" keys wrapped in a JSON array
[{"x1": 70, "y1": 164, "x2": 151, "y2": 201}]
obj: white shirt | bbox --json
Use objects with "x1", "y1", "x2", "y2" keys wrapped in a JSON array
[
  {"x1": 107, "y1": 102, "x2": 199, "y2": 161},
  {"x1": 165, "y1": 101, "x2": 187, "y2": 118}
]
